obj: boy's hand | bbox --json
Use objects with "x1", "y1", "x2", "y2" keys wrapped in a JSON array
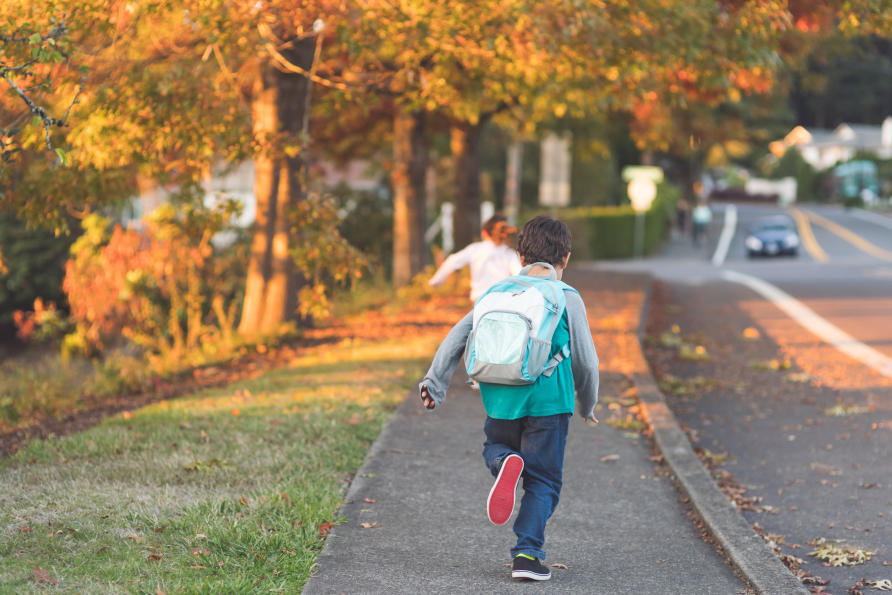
[
  {"x1": 583, "y1": 415, "x2": 599, "y2": 425},
  {"x1": 420, "y1": 385, "x2": 436, "y2": 409}
]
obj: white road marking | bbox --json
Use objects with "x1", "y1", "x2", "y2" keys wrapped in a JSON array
[
  {"x1": 711, "y1": 204, "x2": 737, "y2": 266},
  {"x1": 851, "y1": 208, "x2": 892, "y2": 231},
  {"x1": 722, "y1": 269, "x2": 892, "y2": 379}
]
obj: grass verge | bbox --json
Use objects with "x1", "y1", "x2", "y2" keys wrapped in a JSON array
[{"x1": 0, "y1": 328, "x2": 449, "y2": 593}]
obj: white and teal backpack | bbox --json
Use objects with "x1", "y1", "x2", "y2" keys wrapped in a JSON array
[{"x1": 464, "y1": 262, "x2": 577, "y2": 386}]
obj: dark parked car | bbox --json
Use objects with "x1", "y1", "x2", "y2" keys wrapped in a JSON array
[{"x1": 745, "y1": 216, "x2": 800, "y2": 257}]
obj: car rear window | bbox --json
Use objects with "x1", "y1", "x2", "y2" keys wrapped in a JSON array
[{"x1": 757, "y1": 224, "x2": 793, "y2": 232}]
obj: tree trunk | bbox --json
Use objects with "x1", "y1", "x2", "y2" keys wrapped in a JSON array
[
  {"x1": 391, "y1": 108, "x2": 427, "y2": 288},
  {"x1": 504, "y1": 140, "x2": 523, "y2": 225},
  {"x1": 238, "y1": 38, "x2": 315, "y2": 336},
  {"x1": 451, "y1": 118, "x2": 487, "y2": 249}
]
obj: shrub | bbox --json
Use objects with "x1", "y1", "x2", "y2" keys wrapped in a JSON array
[
  {"x1": 0, "y1": 212, "x2": 73, "y2": 334},
  {"x1": 556, "y1": 183, "x2": 678, "y2": 260},
  {"x1": 770, "y1": 150, "x2": 820, "y2": 202},
  {"x1": 331, "y1": 184, "x2": 393, "y2": 273},
  {"x1": 62, "y1": 199, "x2": 245, "y2": 364},
  {"x1": 290, "y1": 193, "x2": 368, "y2": 320},
  {"x1": 12, "y1": 298, "x2": 72, "y2": 342}
]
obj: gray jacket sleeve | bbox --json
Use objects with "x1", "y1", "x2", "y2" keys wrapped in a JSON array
[
  {"x1": 566, "y1": 291, "x2": 599, "y2": 418},
  {"x1": 418, "y1": 311, "x2": 473, "y2": 409}
]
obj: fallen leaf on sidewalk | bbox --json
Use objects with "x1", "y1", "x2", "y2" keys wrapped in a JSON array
[
  {"x1": 360, "y1": 522, "x2": 381, "y2": 529},
  {"x1": 864, "y1": 579, "x2": 892, "y2": 590},
  {"x1": 551, "y1": 563, "x2": 568, "y2": 569},
  {"x1": 600, "y1": 454, "x2": 620, "y2": 462},
  {"x1": 363, "y1": 498, "x2": 376, "y2": 503}
]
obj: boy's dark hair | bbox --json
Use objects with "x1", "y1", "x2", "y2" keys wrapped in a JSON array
[{"x1": 517, "y1": 215, "x2": 571, "y2": 266}]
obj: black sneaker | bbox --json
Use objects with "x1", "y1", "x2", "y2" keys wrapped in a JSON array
[{"x1": 512, "y1": 556, "x2": 551, "y2": 581}]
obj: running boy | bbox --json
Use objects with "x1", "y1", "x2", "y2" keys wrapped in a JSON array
[{"x1": 419, "y1": 215, "x2": 599, "y2": 581}]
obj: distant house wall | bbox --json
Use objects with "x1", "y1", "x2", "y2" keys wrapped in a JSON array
[
  {"x1": 127, "y1": 159, "x2": 382, "y2": 229},
  {"x1": 776, "y1": 116, "x2": 892, "y2": 170}
]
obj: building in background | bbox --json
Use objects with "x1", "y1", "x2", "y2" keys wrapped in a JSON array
[{"x1": 770, "y1": 116, "x2": 892, "y2": 170}]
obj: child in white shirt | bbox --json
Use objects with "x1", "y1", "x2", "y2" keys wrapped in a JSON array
[{"x1": 429, "y1": 215, "x2": 522, "y2": 302}]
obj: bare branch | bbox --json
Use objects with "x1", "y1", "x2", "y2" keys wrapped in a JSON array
[
  {"x1": 262, "y1": 40, "x2": 356, "y2": 91},
  {"x1": 1, "y1": 73, "x2": 84, "y2": 151}
]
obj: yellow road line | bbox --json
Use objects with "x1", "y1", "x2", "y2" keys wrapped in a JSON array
[
  {"x1": 802, "y1": 208, "x2": 892, "y2": 263},
  {"x1": 790, "y1": 208, "x2": 828, "y2": 262}
]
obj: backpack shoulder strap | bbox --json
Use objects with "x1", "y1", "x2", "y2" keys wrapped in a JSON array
[
  {"x1": 556, "y1": 280, "x2": 579, "y2": 295},
  {"x1": 540, "y1": 281, "x2": 578, "y2": 378}
]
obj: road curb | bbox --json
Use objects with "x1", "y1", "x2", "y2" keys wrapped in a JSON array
[{"x1": 633, "y1": 275, "x2": 808, "y2": 595}]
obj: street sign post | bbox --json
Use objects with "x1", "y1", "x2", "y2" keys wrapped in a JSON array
[{"x1": 624, "y1": 166, "x2": 662, "y2": 258}]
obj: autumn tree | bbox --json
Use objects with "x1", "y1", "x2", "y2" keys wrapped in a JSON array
[
  {"x1": 0, "y1": 13, "x2": 82, "y2": 177},
  {"x1": 626, "y1": 0, "x2": 892, "y2": 190},
  {"x1": 1, "y1": 1, "x2": 362, "y2": 336}
]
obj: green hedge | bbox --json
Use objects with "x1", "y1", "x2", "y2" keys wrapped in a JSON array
[{"x1": 528, "y1": 183, "x2": 679, "y2": 260}]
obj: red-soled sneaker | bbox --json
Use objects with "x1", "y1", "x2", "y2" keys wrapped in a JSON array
[{"x1": 487, "y1": 453, "x2": 524, "y2": 525}]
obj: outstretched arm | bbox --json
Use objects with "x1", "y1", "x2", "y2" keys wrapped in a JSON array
[
  {"x1": 418, "y1": 311, "x2": 473, "y2": 409},
  {"x1": 566, "y1": 291, "x2": 599, "y2": 423},
  {"x1": 428, "y1": 245, "x2": 474, "y2": 287}
]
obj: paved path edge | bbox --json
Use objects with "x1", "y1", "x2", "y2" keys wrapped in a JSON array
[{"x1": 633, "y1": 274, "x2": 808, "y2": 595}]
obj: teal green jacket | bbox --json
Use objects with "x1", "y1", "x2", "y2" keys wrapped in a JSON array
[{"x1": 419, "y1": 280, "x2": 599, "y2": 419}]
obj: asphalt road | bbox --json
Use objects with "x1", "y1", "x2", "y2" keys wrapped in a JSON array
[{"x1": 601, "y1": 203, "x2": 892, "y2": 595}]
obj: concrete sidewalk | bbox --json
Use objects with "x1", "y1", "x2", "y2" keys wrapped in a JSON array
[{"x1": 304, "y1": 271, "x2": 747, "y2": 594}]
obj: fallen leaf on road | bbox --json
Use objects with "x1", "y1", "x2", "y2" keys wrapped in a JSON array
[
  {"x1": 551, "y1": 563, "x2": 568, "y2": 569},
  {"x1": 742, "y1": 327, "x2": 760, "y2": 339},
  {"x1": 809, "y1": 538, "x2": 874, "y2": 566},
  {"x1": 825, "y1": 404, "x2": 869, "y2": 417},
  {"x1": 600, "y1": 454, "x2": 620, "y2": 462},
  {"x1": 810, "y1": 462, "x2": 842, "y2": 476},
  {"x1": 787, "y1": 373, "x2": 811, "y2": 383},
  {"x1": 363, "y1": 498, "x2": 376, "y2": 503}
]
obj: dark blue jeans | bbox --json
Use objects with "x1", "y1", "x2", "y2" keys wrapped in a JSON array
[{"x1": 482, "y1": 413, "x2": 571, "y2": 560}]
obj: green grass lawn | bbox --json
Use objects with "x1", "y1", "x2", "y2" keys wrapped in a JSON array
[{"x1": 0, "y1": 334, "x2": 439, "y2": 593}]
